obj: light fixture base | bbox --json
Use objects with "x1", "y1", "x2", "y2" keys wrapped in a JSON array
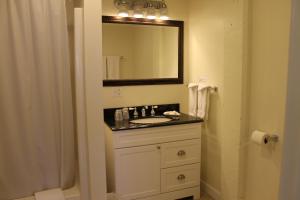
[{"x1": 114, "y1": 0, "x2": 169, "y2": 19}]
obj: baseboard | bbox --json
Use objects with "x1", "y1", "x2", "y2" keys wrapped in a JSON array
[
  {"x1": 200, "y1": 180, "x2": 221, "y2": 200},
  {"x1": 107, "y1": 187, "x2": 200, "y2": 200},
  {"x1": 108, "y1": 184, "x2": 218, "y2": 200},
  {"x1": 107, "y1": 193, "x2": 117, "y2": 200}
]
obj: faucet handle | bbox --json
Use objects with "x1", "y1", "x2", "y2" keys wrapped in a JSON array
[
  {"x1": 128, "y1": 107, "x2": 138, "y2": 118},
  {"x1": 133, "y1": 107, "x2": 138, "y2": 118},
  {"x1": 141, "y1": 107, "x2": 146, "y2": 117},
  {"x1": 151, "y1": 105, "x2": 157, "y2": 116}
]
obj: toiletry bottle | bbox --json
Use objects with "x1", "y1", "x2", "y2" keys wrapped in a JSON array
[
  {"x1": 133, "y1": 108, "x2": 138, "y2": 118},
  {"x1": 114, "y1": 109, "x2": 123, "y2": 121},
  {"x1": 122, "y1": 108, "x2": 129, "y2": 120},
  {"x1": 151, "y1": 106, "x2": 155, "y2": 116},
  {"x1": 142, "y1": 107, "x2": 146, "y2": 117}
]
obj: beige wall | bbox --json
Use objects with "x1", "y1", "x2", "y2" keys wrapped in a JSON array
[
  {"x1": 188, "y1": 0, "x2": 291, "y2": 199},
  {"x1": 188, "y1": 1, "x2": 248, "y2": 199},
  {"x1": 83, "y1": 0, "x2": 107, "y2": 199},
  {"x1": 66, "y1": 1, "x2": 106, "y2": 199},
  {"x1": 74, "y1": 0, "x2": 83, "y2": 7},
  {"x1": 188, "y1": 0, "x2": 224, "y2": 194},
  {"x1": 102, "y1": 0, "x2": 189, "y2": 112},
  {"x1": 244, "y1": 0, "x2": 291, "y2": 200}
]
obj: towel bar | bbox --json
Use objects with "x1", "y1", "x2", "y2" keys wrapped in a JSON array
[
  {"x1": 209, "y1": 86, "x2": 218, "y2": 92},
  {"x1": 186, "y1": 84, "x2": 218, "y2": 93}
]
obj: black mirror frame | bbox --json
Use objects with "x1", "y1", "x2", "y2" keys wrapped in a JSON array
[{"x1": 102, "y1": 16, "x2": 184, "y2": 87}]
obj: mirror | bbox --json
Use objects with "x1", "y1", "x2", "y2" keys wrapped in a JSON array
[{"x1": 102, "y1": 16, "x2": 184, "y2": 86}]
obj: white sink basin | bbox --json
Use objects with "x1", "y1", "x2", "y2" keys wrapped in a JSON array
[{"x1": 130, "y1": 117, "x2": 172, "y2": 124}]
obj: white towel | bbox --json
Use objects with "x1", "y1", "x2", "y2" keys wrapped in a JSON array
[
  {"x1": 106, "y1": 56, "x2": 120, "y2": 79},
  {"x1": 102, "y1": 56, "x2": 107, "y2": 79},
  {"x1": 197, "y1": 82, "x2": 211, "y2": 119},
  {"x1": 35, "y1": 188, "x2": 65, "y2": 200},
  {"x1": 188, "y1": 83, "x2": 198, "y2": 117},
  {"x1": 163, "y1": 111, "x2": 181, "y2": 116}
]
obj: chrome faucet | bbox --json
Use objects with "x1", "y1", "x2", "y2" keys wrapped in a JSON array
[
  {"x1": 151, "y1": 105, "x2": 158, "y2": 116},
  {"x1": 141, "y1": 108, "x2": 146, "y2": 117},
  {"x1": 134, "y1": 107, "x2": 138, "y2": 118},
  {"x1": 142, "y1": 106, "x2": 148, "y2": 117},
  {"x1": 129, "y1": 107, "x2": 139, "y2": 118}
]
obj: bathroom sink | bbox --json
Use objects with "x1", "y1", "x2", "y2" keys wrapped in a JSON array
[{"x1": 130, "y1": 117, "x2": 172, "y2": 124}]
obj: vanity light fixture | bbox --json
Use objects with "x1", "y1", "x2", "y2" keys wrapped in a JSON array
[
  {"x1": 114, "y1": 0, "x2": 169, "y2": 20},
  {"x1": 118, "y1": 9, "x2": 129, "y2": 17},
  {"x1": 145, "y1": 2, "x2": 156, "y2": 19},
  {"x1": 133, "y1": 1, "x2": 144, "y2": 18},
  {"x1": 159, "y1": 0, "x2": 169, "y2": 20},
  {"x1": 133, "y1": 10, "x2": 144, "y2": 18},
  {"x1": 116, "y1": 0, "x2": 129, "y2": 17},
  {"x1": 159, "y1": 15, "x2": 169, "y2": 20},
  {"x1": 133, "y1": 12, "x2": 144, "y2": 18}
]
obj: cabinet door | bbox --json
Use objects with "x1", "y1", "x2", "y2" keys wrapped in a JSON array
[{"x1": 115, "y1": 145, "x2": 161, "y2": 200}]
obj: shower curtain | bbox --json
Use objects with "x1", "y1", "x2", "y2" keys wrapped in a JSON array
[{"x1": 0, "y1": 0, "x2": 75, "y2": 199}]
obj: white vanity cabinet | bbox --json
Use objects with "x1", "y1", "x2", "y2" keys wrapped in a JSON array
[{"x1": 105, "y1": 123, "x2": 202, "y2": 200}]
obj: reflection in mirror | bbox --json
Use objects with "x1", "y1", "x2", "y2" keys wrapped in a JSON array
[
  {"x1": 102, "y1": 16, "x2": 184, "y2": 86},
  {"x1": 103, "y1": 23, "x2": 179, "y2": 80}
]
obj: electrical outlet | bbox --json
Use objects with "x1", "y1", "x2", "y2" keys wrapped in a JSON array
[{"x1": 112, "y1": 88, "x2": 122, "y2": 97}]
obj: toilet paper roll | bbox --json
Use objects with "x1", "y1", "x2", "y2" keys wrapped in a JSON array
[{"x1": 251, "y1": 130, "x2": 269, "y2": 145}]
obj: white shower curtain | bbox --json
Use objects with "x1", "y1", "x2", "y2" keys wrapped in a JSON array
[{"x1": 0, "y1": 1, "x2": 75, "y2": 199}]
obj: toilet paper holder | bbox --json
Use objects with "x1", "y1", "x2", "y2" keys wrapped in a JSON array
[{"x1": 264, "y1": 134, "x2": 279, "y2": 144}]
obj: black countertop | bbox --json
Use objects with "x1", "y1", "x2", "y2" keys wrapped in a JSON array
[{"x1": 104, "y1": 104, "x2": 203, "y2": 132}]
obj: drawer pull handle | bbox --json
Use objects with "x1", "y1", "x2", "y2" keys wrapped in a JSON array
[
  {"x1": 177, "y1": 150, "x2": 186, "y2": 156},
  {"x1": 177, "y1": 174, "x2": 186, "y2": 181}
]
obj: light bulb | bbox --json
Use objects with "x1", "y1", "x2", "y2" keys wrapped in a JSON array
[
  {"x1": 117, "y1": 0, "x2": 129, "y2": 18},
  {"x1": 118, "y1": 11, "x2": 129, "y2": 17},
  {"x1": 134, "y1": 13, "x2": 144, "y2": 18},
  {"x1": 118, "y1": 7, "x2": 129, "y2": 17},
  {"x1": 133, "y1": 9, "x2": 144, "y2": 18},
  {"x1": 147, "y1": 15, "x2": 156, "y2": 19},
  {"x1": 159, "y1": 2, "x2": 168, "y2": 20},
  {"x1": 160, "y1": 15, "x2": 169, "y2": 20},
  {"x1": 146, "y1": 2, "x2": 157, "y2": 19},
  {"x1": 133, "y1": 1, "x2": 144, "y2": 18}
]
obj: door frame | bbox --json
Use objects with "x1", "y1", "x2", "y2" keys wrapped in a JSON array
[{"x1": 279, "y1": 0, "x2": 300, "y2": 199}]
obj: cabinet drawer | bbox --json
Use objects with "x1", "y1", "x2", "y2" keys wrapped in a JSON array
[
  {"x1": 161, "y1": 139, "x2": 201, "y2": 168},
  {"x1": 161, "y1": 163, "x2": 200, "y2": 193},
  {"x1": 112, "y1": 124, "x2": 201, "y2": 148}
]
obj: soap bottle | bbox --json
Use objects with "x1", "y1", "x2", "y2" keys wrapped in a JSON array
[
  {"x1": 142, "y1": 107, "x2": 146, "y2": 117},
  {"x1": 133, "y1": 108, "x2": 138, "y2": 118}
]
